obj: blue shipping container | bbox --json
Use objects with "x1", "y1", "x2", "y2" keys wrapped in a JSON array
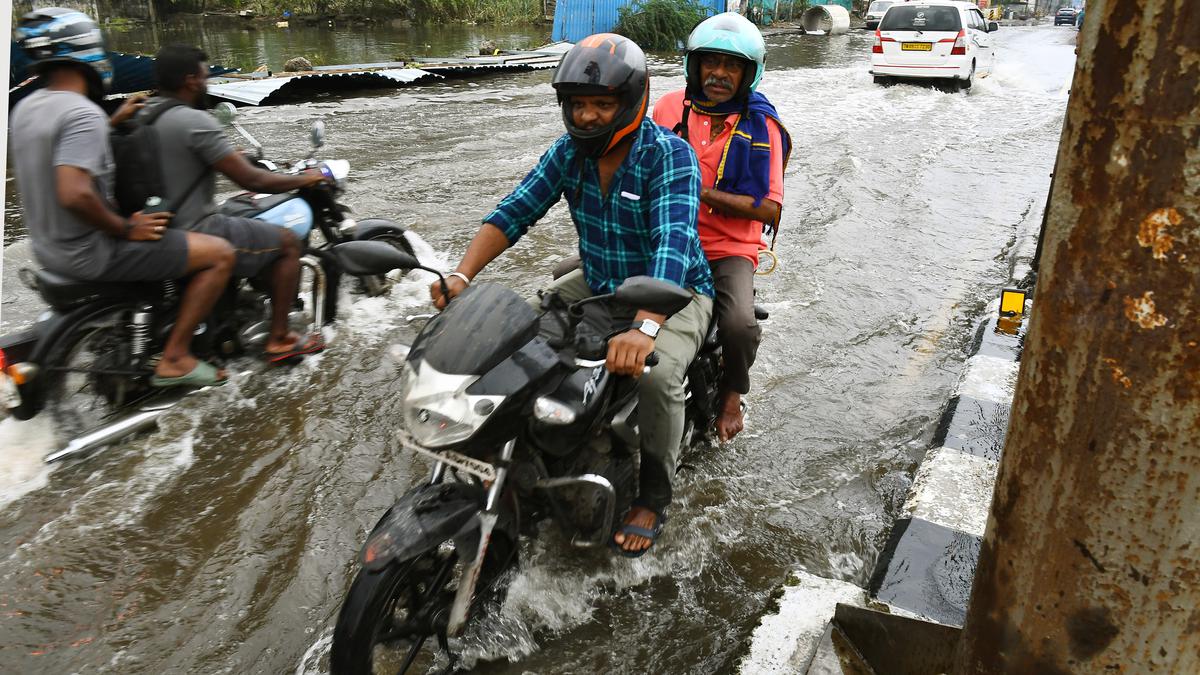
[{"x1": 552, "y1": 0, "x2": 727, "y2": 43}]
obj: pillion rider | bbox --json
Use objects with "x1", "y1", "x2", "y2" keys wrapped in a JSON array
[
  {"x1": 652, "y1": 12, "x2": 792, "y2": 442},
  {"x1": 428, "y1": 34, "x2": 714, "y2": 558},
  {"x1": 11, "y1": 8, "x2": 235, "y2": 388}
]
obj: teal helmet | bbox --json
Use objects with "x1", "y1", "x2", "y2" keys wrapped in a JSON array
[{"x1": 684, "y1": 12, "x2": 766, "y2": 100}]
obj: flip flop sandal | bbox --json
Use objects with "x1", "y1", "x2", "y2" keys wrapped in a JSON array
[
  {"x1": 149, "y1": 360, "x2": 228, "y2": 388},
  {"x1": 610, "y1": 510, "x2": 666, "y2": 559},
  {"x1": 266, "y1": 333, "x2": 325, "y2": 365}
]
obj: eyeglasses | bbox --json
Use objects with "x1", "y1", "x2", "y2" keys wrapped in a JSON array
[{"x1": 699, "y1": 53, "x2": 747, "y2": 73}]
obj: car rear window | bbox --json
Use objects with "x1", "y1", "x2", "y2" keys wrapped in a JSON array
[
  {"x1": 869, "y1": 1, "x2": 895, "y2": 13},
  {"x1": 880, "y1": 5, "x2": 961, "y2": 31}
]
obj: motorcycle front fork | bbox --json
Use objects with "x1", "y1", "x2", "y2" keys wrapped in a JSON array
[{"x1": 431, "y1": 438, "x2": 516, "y2": 637}]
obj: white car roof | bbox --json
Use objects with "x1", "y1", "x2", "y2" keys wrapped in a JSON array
[{"x1": 883, "y1": 0, "x2": 980, "y2": 9}]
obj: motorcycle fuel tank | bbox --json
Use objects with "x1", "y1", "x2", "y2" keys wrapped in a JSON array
[{"x1": 219, "y1": 193, "x2": 314, "y2": 239}]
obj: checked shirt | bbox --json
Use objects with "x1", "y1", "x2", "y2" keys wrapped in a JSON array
[{"x1": 484, "y1": 118, "x2": 715, "y2": 298}]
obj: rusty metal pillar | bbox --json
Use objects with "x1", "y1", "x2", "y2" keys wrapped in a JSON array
[{"x1": 955, "y1": 0, "x2": 1199, "y2": 672}]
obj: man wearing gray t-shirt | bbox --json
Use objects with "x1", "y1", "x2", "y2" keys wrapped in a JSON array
[
  {"x1": 150, "y1": 44, "x2": 331, "y2": 362},
  {"x1": 10, "y1": 8, "x2": 235, "y2": 388}
]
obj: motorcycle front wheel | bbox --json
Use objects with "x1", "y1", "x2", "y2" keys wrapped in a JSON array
[{"x1": 330, "y1": 531, "x2": 516, "y2": 675}]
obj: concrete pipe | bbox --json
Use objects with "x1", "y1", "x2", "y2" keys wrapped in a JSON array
[{"x1": 802, "y1": 4, "x2": 851, "y2": 35}]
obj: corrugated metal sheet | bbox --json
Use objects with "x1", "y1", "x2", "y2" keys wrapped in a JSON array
[
  {"x1": 207, "y1": 68, "x2": 440, "y2": 106},
  {"x1": 552, "y1": 0, "x2": 725, "y2": 42}
]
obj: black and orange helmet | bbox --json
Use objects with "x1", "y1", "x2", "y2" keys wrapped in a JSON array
[{"x1": 551, "y1": 33, "x2": 649, "y2": 159}]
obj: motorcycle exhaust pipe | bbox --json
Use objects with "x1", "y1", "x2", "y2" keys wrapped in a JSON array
[{"x1": 45, "y1": 401, "x2": 177, "y2": 464}]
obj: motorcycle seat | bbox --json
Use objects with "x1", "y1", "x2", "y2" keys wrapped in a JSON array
[{"x1": 34, "y1": 268, "x2": 166, "y2": 312}]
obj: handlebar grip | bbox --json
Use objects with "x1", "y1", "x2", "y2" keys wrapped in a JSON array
[{"x1": 644, "y1": 352, "x2": 659, "y2": 367}]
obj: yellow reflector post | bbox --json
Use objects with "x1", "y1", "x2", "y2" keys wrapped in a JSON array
[{"x1": 1000, "y1": 288, "x2": 1027, "y2": 316}]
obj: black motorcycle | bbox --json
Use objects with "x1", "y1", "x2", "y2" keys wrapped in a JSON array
[
  {"x1": 326, "y1": 244, "x2": 755, "y2": 674},
  {"x1": 0, "y1": 111, "x2": 413, "y2": 462}
]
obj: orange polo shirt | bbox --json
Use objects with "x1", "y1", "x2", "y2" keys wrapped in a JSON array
[{"x1": 652, "y1": 88, "x2": 785, "y2": 266}]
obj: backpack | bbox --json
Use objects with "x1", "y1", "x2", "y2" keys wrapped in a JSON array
[{"x1": 111, "y1": 98, "x2": 203, "y2": 216}]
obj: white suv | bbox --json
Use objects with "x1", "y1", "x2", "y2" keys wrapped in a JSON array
[
  {"x1": 864, "y1": 1, "x2": 896, "y2": 29},
  {"x1": 869, "y1": 1, "x2": 997, "y2": 91}
]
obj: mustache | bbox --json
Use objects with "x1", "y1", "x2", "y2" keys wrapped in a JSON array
[{"x1": 704, "y1": 75, "x2": 734, "y2": 90}]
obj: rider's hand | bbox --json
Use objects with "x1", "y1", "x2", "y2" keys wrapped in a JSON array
[
  {"x1": 302, "y1": 168, "x2": 332, "y2": 188},
  {"x1": 109, "y1": 93, "x2": 147, "y2": 127},
  {"x1": 430, "y1": 274, "x2": 468, "y2": 310},
  {"x1": 125, "y1": 210, "x2": 172, "y2": 241},
  {"x1": 606, "y1": 329, "x2": 655, "y2": 378}
]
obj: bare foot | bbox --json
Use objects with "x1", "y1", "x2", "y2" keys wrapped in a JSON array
[
  {"x1": 715, "y1": 390, "x2": 744, "y2": 442},
  {"x1": 613, "y1": 506, "x2": 662, "y2": 554}
]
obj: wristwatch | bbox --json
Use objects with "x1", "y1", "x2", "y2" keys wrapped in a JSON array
[{"x1": 632, "y1": 318, "x2": 660, "y2": 339}]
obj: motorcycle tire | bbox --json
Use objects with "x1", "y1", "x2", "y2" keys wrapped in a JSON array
[
  {"x1": 41, "y1": 302, "x2": 155, "y2": 441},
  {"x1": 330, "y1": 530, "x2": 516, "y2": 675}
]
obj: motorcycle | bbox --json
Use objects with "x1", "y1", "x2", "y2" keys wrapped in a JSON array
[
  {"x1": 0, "y1": 105, "x2": 414, "y2": 462},
  {"x1": 326, "y1": 245, "x2": 764, "y2": 674}
]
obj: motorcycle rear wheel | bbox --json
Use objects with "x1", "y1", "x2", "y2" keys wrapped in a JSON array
[
  {"x1": 330, "y1": 531, "x2": 516, "y2": 675},
  {"x1": 42, "y1": 304, "x2": 154, "y2": 441}
]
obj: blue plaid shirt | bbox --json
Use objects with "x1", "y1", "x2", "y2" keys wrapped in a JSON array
[{"x1": 485, "y1": 118, "x2": 715, "y2": 297}]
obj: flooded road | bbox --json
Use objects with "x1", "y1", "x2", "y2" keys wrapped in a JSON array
[{"x1": 1, "y1": 23, "x2": 1077, "y2": 673}]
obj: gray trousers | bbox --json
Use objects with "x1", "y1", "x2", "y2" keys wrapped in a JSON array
[
  {"x1": 539, "y1": 270, "x2": 713, "y2": 512},
  {"x1": 710, "y1": 256, "x2": 761, "y2": 395}
]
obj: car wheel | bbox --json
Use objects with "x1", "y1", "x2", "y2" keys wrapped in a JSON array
[
  {"x1": 873, "y1": 75, "x2": 893, "y2": 86},
  {"x1": 959, "y1": 64, "x2": 975, "y2": 92}
]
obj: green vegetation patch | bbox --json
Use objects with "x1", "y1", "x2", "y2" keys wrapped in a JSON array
[{"x1": 614, "y1": 0, "x2": 711, "y2": 52}]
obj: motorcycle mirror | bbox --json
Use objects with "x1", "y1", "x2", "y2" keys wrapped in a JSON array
[
  {"x1": 332, "y1": 240, "x2": 420, "y2": 276},
  {"x1": 613, "y1": 276, "x2": 693, "y2": 316},
  {"x1": 310, "y1": 120, "x2": 326, "y2": 149},
  {"x1": 213, "y1": 102, "x2": 237, "y2": 125}
]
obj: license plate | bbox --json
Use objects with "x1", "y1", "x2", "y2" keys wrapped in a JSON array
[
  {"x1": 408, "y1": 443, "x2": 497, "y2": 481},
  {"x1": 902, "y1": 42, "x2": 933, "y2": 51}
]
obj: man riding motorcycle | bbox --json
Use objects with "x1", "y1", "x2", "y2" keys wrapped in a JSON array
[
  {"x1": 428, "y1": 34, "x2": 714, "y2": 557},
  {"x1": 10, "y1": 8, "x2": 236, "y2": 387},
  {"x1": 652, "y1": 12, "x2": 792, "y2": 441},
  {"x1": 147, "y1": 43, "x2": 330, "y2": 362}
]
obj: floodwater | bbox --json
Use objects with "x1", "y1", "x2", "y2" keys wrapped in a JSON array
[{"x1": 0, "y1": 21, "x2": 1077, "y2": 674}]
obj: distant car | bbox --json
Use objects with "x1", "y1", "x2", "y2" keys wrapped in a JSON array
[
  {"x1": 1054, "y1": 7, "x2": 1078, "y2": 25},
  {"x1": 870, "y1": 1, "x2": 997, "y2": 91},
  {"x1": 864, "y1": 0, "x2": 896, "y2": 30}
]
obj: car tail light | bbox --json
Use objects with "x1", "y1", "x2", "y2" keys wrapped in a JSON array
[
  {"x1": 951, "y1": 30, "x2": 967, "y2": 55},
  {"x1": 872, "y1": 30, "x2": 883, "y2": 54}
]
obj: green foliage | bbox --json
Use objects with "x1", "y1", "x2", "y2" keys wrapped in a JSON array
[
  {"x1": 614, "y1": 0, "x2": 711, "y2": 52},
  {"x1": 403, "y1": 0, "x2": 542, "y2": 24},
  {"x1": 158, "y1": 0, "x2": 540, "y2": 23},
  {"x1": 774, "y1": 0, "x2": 809, "y2": 22}
]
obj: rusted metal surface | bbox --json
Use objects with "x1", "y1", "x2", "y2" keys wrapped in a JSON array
[{"x1": 955, "y1": 0, "x2": 1199, "y2": 671}]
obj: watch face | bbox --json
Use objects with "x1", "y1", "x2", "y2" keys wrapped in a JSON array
[{"x1": 637, "y1": 319, "x2": 659, "y2": 337}]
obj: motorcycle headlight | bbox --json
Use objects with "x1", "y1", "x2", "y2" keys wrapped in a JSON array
[{"x1": 400, "y1": 361, "x2": 503, "y2": 448}]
